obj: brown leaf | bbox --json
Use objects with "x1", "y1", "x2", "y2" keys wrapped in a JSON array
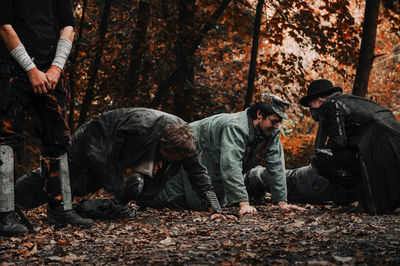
[
  {"x1": 21, "y1": 242, "x2": 35, "y2": 248},
  {"x1": 57, "y1": 239, "x2": 69, "y2": 245}
]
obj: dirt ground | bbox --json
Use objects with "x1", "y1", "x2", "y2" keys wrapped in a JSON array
[{"x1": 1, "y1": 198, "x2": 400, "y2": 265}]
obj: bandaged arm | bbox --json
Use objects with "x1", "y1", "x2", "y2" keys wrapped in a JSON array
[
  {"x1": 0, "y1": 25, "x2": 36, "y2": 72},
  {"x1": 51, "y1": 26, "x2": 74, "y2": 70}
]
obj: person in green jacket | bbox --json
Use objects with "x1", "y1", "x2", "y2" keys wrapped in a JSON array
[{"x1": 139, "y1": 94, "x2": 305, "y2": 215}]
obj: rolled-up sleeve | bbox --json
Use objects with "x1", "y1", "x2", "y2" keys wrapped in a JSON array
[
  {"x1": 0, "y1": 0, "x2": 14, "y2": 26},
  {"x1": 57, "y1": 0, "x2": 74, "y2": 28},
  {"x1": 264, "y1": 134, "x2": 287, "y2": 203},
  {"x1": 220, "y1": 125, "x2": 249, "y2": 205}
]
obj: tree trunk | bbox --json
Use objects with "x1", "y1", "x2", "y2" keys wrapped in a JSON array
[
  {"x1": 244, "y1": 0, "x2": 264, "y2": 108},
  {"x1": 78, "y1": 0, "x2": 112, "y2": 127},
  {"x1": 67, "y1": 0, "x2": 88, "y2": 132},
  {"x1": 123, "y1": 0, "x2": 151, "y2": 98},
  {"x1": 352, "y1": 0, "x2": 381, "y2": 97},
  {"x1": 151, "y1": 0, "x2": 232, "y2": 108},
  {"x1": 173, "y1": 0, "x2": 196, "y2": 121}
]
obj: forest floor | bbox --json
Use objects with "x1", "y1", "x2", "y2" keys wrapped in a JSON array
[{"x1": 1, "y1": 195, "x2": 400, "y2": 265}]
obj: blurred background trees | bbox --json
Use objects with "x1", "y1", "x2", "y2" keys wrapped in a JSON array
[{"x1": 18, "y1": 0, "x2": 400, "y2": 174}]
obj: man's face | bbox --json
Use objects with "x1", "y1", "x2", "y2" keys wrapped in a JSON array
[
  {"x1": 308, "y1": 97, "x2": 324, "y2": 109},
  {"x1": 255, "y1": 111, "x2": 282, "y2": 136}
]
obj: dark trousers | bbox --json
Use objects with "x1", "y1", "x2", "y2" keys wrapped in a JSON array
[
  {"x1": 137, "y1": 171, "x2": 192, "y2": 210},
  {"x1": 311, "y1": 148, "x2": 361, "y2": 189},
  {"x1": 0, "y1": 57, "x2": 70, "y2": 157}
]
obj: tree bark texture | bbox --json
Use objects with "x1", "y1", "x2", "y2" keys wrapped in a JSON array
[
  {"x1": 123, "y1": 0, "x2": 151, "y2": 97},
  {"x1": 173, "y1": 0, "x2": 196, "y2": 121},
  {"x1": 352, "y1": 0, "x2": 381, "y2": 97},
  {"x1": 151, "y1": 0, "x2": 232, "y2": 108},
  {"x1": 244, "y1": 0, "x2": 264, "y2": 108},
  {"x1": 67, "y1": 0, "x2": 88, "y2": 131},
  {"x1": 78, "y1": 0, "x2": 112, "y2": 127}
]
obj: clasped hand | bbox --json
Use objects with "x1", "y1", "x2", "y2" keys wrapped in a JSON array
[{"x1": 27, "y1": 66, "x2": 61, "y2": 94}]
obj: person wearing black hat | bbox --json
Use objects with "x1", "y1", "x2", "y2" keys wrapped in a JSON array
[{"x1": 300, "y1": 79, "x2": 400, "y2": 214}]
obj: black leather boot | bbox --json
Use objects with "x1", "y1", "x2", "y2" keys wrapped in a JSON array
[
  {"x1": 0, "y1": 211, "x2": 29, "y2": 236},
  {"x1": 42, "y1": 155, "x2": 94, "y2": 227},
  {"x1": 47, "y1": 206, "x2": 94, "y2": 227}
]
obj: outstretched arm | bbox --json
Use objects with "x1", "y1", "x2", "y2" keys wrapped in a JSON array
[
  {"x1": 219, "y1": 126, "x2": 257, "y2": 215},
  {"x1": 263, "y1": 133, "x2": 305, "y2": 212}
]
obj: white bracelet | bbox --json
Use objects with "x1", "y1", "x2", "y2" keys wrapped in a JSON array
[
  {"x1": 51, "y1": 38, "x2": 72, "y2": 70},
  {"x1": 10, "y1": 44, "x2": 36, "y2": 72}
]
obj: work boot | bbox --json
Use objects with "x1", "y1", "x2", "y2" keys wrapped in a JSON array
[
  {"x1": 47, "y1": 206, "x2": 93, "y2": 227},
  {"x1": 0, "y1": 211, "x2": 29, "y2": 236},
  {"x1": 0, "y1": 146, "x2": 27, "y2": 236},
  {"x1": 42, "y1": 154, "x2": 93, "y2": 227}
]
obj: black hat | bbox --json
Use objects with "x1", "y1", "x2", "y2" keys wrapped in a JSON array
[{"x1": 300, "y1": 79, "x2": 343, "y2": 107}]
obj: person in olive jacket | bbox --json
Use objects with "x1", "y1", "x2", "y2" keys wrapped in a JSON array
[
  {"x1": 140, "y1": 95, "x2": 305, "y2": 215},
  {"x1": 301, "y1": 79, "x2": 400, "y2": 214}
]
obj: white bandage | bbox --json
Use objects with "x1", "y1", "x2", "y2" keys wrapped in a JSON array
[
  {"x1": 0, "y1": 145, "x2": 15, "y2": 212},
  {"x1": 59, "y1": 153, "x2": 72, "y2": 210},
  {"x1": 10, "y1": 44, "x2": 36, "y2": 72},
  {"x1": 51, "y1": 38, "x2": 72, "y2": 70}
]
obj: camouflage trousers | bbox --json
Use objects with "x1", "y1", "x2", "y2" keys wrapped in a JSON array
[{"x1": 0, "y1": 57, "x2": 70, "y2": 158}]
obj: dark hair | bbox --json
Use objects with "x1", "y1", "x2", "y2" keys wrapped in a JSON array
[
  {"x1": 248, "y1": 102, "x2": 275, "y2": 119},
  {"x1": 160, "y1": 124, "x2": 196, "y2": 158}
]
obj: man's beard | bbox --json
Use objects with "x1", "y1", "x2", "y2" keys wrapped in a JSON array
[{"x1": 256, "y1": 124, "x2": 272, "y2": 138}]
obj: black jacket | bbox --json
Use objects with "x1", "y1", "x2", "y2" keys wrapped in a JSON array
[
  {"x1": 316, "y1": 93, "x2": 400, "y2": 213},
  {"x1": 0, "y1": 0, "x2": 74, "y2": 65},
  {"x1": 69, "y1": 108, "x2": 214, "y2": 197}
]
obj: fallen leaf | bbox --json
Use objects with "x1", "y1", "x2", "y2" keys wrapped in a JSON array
[
  {"x1": 291, "y1": 220, "x2": 305, "y2": 228},
  {"x1": 57, "y1": 239, "x2": 69, "y2": 245},
  {"x1": 21, "y1": 242, "x2": 35, "y2": 248},
  {"x1": 24, "y1": 245, "x2": 38, "y2": 257},
  {"x1": 159, "y1": 237, "x2": 174, "y2": 245},
  {"x1": 223, "y1": 240, "x2": 234, "y2": 248},
  {"x1": 332, "y1": 253, "x2": 353, "y2": 263}
]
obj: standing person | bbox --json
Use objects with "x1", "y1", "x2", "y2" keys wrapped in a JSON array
[
  {"x1": 141, "y1": 95, "x2": 305, "y2": 215},
  {"x1": 0, "y1": 0, "x2": 93, "y2": 236},
  {"x1": 300, "y1": 79, "x2": 400, "y2": 214}
]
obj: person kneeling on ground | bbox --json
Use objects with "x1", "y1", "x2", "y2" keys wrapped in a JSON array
[
  {"x1": 136, "y1": 95, "x2": 305, "y2": 215},
  {"x1": 299, "y1": 79, "x2": 400, "y2": 214},
  {"x1": 15, "y1": 108, "x2": 236, "y2": 221}
]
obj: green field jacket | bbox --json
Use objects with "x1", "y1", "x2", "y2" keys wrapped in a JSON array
[{"x1": 189, "y1": 109, "x2": 287, "y2": 206}]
